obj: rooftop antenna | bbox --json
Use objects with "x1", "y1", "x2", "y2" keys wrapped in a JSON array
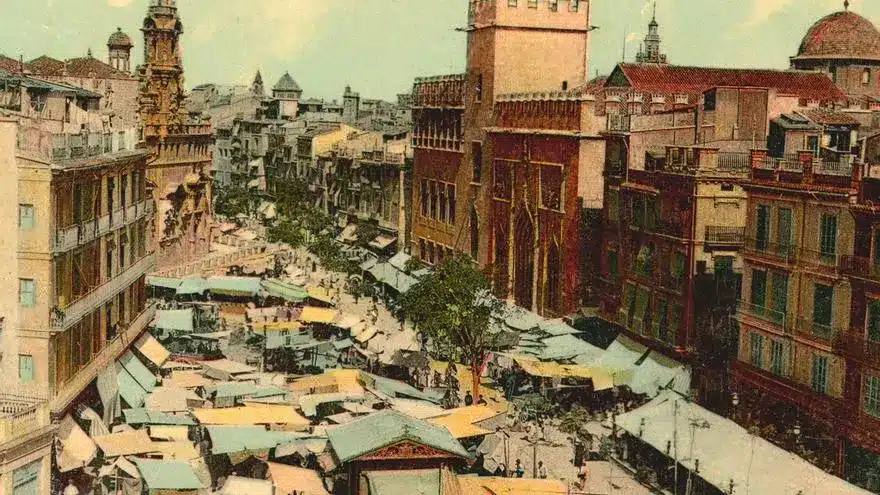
[{"x1": 653, "y1": 1, "x2": 657, "y2": 21}]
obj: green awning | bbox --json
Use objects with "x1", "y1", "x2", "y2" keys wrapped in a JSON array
[
  {"x1": 262, "y1": 279, "x2": 308, "y2": 302},
  {"x1": 207, "y1": 277, "x2": 262, "y2": 297},
  {"x1": 122, "y1": 408, "x2": 196, "y2": 426},
  {"x1": 119, "y1": 351, "x2": 157, "y2": 393},
  {"x1": 206, "y1": 381, "x2": 258, "y2": 399},
  {"x1": 117, "y1": 364, "x2": 148, "y2": 408},
  {"x1": 132, "y1": 458, "x2": 203, "y2": 491},
  {"x1": 147, "y1": 276, "x2": 183, "y2": 290},
  {"x1": 153, "y1": 309, "x2": 194, "y2": 333},
  {"x1": 206, "y1": 426, "x2": 302, "y2": 455},
  {"x1": 176, "y1": 277, "x2": 208, "y2": 296}
]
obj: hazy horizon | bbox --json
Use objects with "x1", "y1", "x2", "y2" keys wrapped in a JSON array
[{"x1": 1, "y1": 0, "x2": 877, "y2": 101}]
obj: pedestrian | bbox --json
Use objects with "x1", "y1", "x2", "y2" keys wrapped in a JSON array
[
  {"x1": 464, "y1": 391, "x2": 474, "y2": 406},
  {"x1": 496, "y1": 462, "x2": 507, "y2": 478},
  {"x1": 577, "y1": 459, "x2": 589, "y2": 490},
  {"x1": 514, "y1": 459, "x2": 525, "y2": 478},
  {"x1": 537, "y1": 461, "x2": 547, "y2": 479},
  {"x1": 432, "y1": 371, "x2": 442, "y2": 388},
  {"x1": 477, "y1": 395, "x2": 487, "y2": 405}
]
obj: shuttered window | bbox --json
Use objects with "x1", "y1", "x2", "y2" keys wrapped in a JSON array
[
  {"x1": 811, "y1": 354, "x2": 829, "y2": 395},
  {"x1": 749, "y1": 333, "x2": 764, "y2": 369}
]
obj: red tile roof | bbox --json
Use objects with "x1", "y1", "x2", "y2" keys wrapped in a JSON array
[
  {"x1": 608, "y1": 64, "x2": 847, "y2": 102},
  {"x1": 0, "y1": 55, "x2": 24, "y2": 73},
  {"x1": 65, "y1": 57, "x2": 132, "y2": 79},
  {"x1": 26, "y1": 56, "x2": 65, "y2": 76},
  {"x1": 800, "y1": 108, "x2": 861, "y2": 126},
  {"x1": 26, "y1": 55, "x2": 133, "y2": 80},
  {"x1": 794, "y1": 11, "x2": 880, "y2": 62}
]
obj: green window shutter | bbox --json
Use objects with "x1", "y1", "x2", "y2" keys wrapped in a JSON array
[
  {"x1": 770, "y1": 273, "x2": 788, "y2": 324},
  {"x1": 750, "y1": 333, "x2": 764, "y2": 368},
  {"x1": 866, "y1": 376, "x2": 880, "y2": 417},
  {"x1": 777, "y1": 208, "x2": 793, "y2": 253},
  {"x1": 750, "y1": 270, "x2": 767, "y2": 308},
  {"x1": 756, "y1": 205, "x2": 770, "y2": 249},
  {"x1": 19, "y1": 205, "x2": 35, "y2": 230},
  {"x1": 811, "y1": 354, "x2": 829, "y2": 395},
  {"x1": 18, "y1": 355, "x2": 34, "y2": 382},
  {"x1": 19, "y1": 279, "x2": 35, "y2": 308},
  {"x1": 812, "y1": 283, "x2": 833, "y2": 328},
  {"x1": 869, "y1": 300, "x2": 880, "y2": 343},
  {"x1": 820, "y1": 214, "x2": 838, "y2": 256}
]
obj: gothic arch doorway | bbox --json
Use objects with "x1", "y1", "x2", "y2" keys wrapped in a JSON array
[{"x1": 514, "y1": 209, "x2": 535, "y2": 309}]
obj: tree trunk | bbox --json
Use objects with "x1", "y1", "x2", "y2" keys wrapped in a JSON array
[{"x1": 470, "y1": 354, "x2": 483, "y2": 402}]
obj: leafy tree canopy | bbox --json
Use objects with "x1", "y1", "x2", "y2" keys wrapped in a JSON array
[{"x1": 399, "y1": 254, "x2": 505, "y2": 397}]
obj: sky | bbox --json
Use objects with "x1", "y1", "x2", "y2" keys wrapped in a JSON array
[{"x1": 0, "y1": 0, "x2": 878, "y2": 102}]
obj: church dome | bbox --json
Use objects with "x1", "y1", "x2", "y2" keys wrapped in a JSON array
[
  {"x1": 794, "y1": 10, "x2": 880, "y2": 61},
  {"x1": 108, "y1": 28, "x2": 133, "y2": 49}
]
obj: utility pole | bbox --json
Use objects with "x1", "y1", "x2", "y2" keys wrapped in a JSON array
[{"x1": 673, "y1": 400, "x2": 680, "y2": 494}]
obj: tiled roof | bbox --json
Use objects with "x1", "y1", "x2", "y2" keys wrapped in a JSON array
[
  {"x1": 800, "y1": 108, "x2": 861, "y2": 126},
  {"x1": 274, "y1": 72, "x2": 301, "y2": 92},
  {"x1": 0, "y1": 55, "x2": 21, "y2": 73},
  {"x1": 65, "y1": 57, "x2": 133, "y2": 79},
  {"x1": 794, "y1": 11, "x2": 880, "y2": 62},
  {"x1": 26, "y1": 55, "x2": 65, "y2": 76},
  {"x1": 26, "y1": 55, "x2": 133, "y2": 80},
  {"x1": 608, "y1": 63, "x2": 847, "y2": 102},
  {"x1": 108, "y1": 27, "x2": 133, "y2": 48}
]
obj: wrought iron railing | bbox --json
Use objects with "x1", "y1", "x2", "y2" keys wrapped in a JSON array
[
  {"x1": 705, "y1": 226, "x2": 745, "y2": 244},
  {"x1": 738, "y1": 300, "x2": 787, "y2": 328},
  {"x1": 743, "y1": 237, "x2": 798, "y2": 263},
  {"x1": 793, "y1": 318, "x2": 843, "y2": 347}
]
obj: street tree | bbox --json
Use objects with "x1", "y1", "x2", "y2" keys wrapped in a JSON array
[{"x1": 399, "y1": 254, "x2": 505, "y2": 400}]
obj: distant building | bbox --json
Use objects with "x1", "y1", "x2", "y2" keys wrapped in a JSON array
[
  {"x1": 270, "y1": 72, "x2": 302, "y2": 120},
  {"x1": 635, "y1": 2, "x2": 668, "y2": 65},
  {"x1": 790, "y1": 3, "x2": 880, "y2": 103},
  {"x1": 19, "y1": 29, "x2": 140, "y2": 127},
  {"x1": 342, "y1": 85, "x2": 360, "y2": 124},
  {"x1": 138, "y1": 0, "x2": 214, "y2": 270}
]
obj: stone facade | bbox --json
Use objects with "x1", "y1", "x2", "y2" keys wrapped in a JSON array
[{"x1": 138, "y1": 0, "x2": 214, "y2": 270}]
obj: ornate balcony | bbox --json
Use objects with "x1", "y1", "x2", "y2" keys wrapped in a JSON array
[
  {"x1": 737, "y1": 300, "x2": 788, "y2": 329},
  {"x1": 0, "y1": 394, "x2": 50, "y2": 444},
  {"x1": 52, "y1": 252, "x2": 156, "y2": 332},
  {"x1": 705, "y1": 226, "x2": 745, "y2": 245},
  {"x1": 53, "y1": 200, "x2": 152, "y2": 253},
  {"x1": 743, "y1": 237, "x2": 798, "y2": 264}
]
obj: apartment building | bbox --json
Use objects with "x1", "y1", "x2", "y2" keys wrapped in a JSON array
[
  {"x1": 733, "y1": 114, "x2": 877, "y2": 476},
  {"x1": 331, "y1": 131, "x2": 413, "y2": 250},
  {"x1": 598, "y1": 78, "x2": 847, "y2": 406},
  {"x1": 0, "y1": 73, "x2": 154, "y2": 493}
]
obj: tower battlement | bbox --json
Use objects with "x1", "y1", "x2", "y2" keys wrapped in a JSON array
[{"x1": 470, "y1": 0, "x2": 589, "y2": 31}]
